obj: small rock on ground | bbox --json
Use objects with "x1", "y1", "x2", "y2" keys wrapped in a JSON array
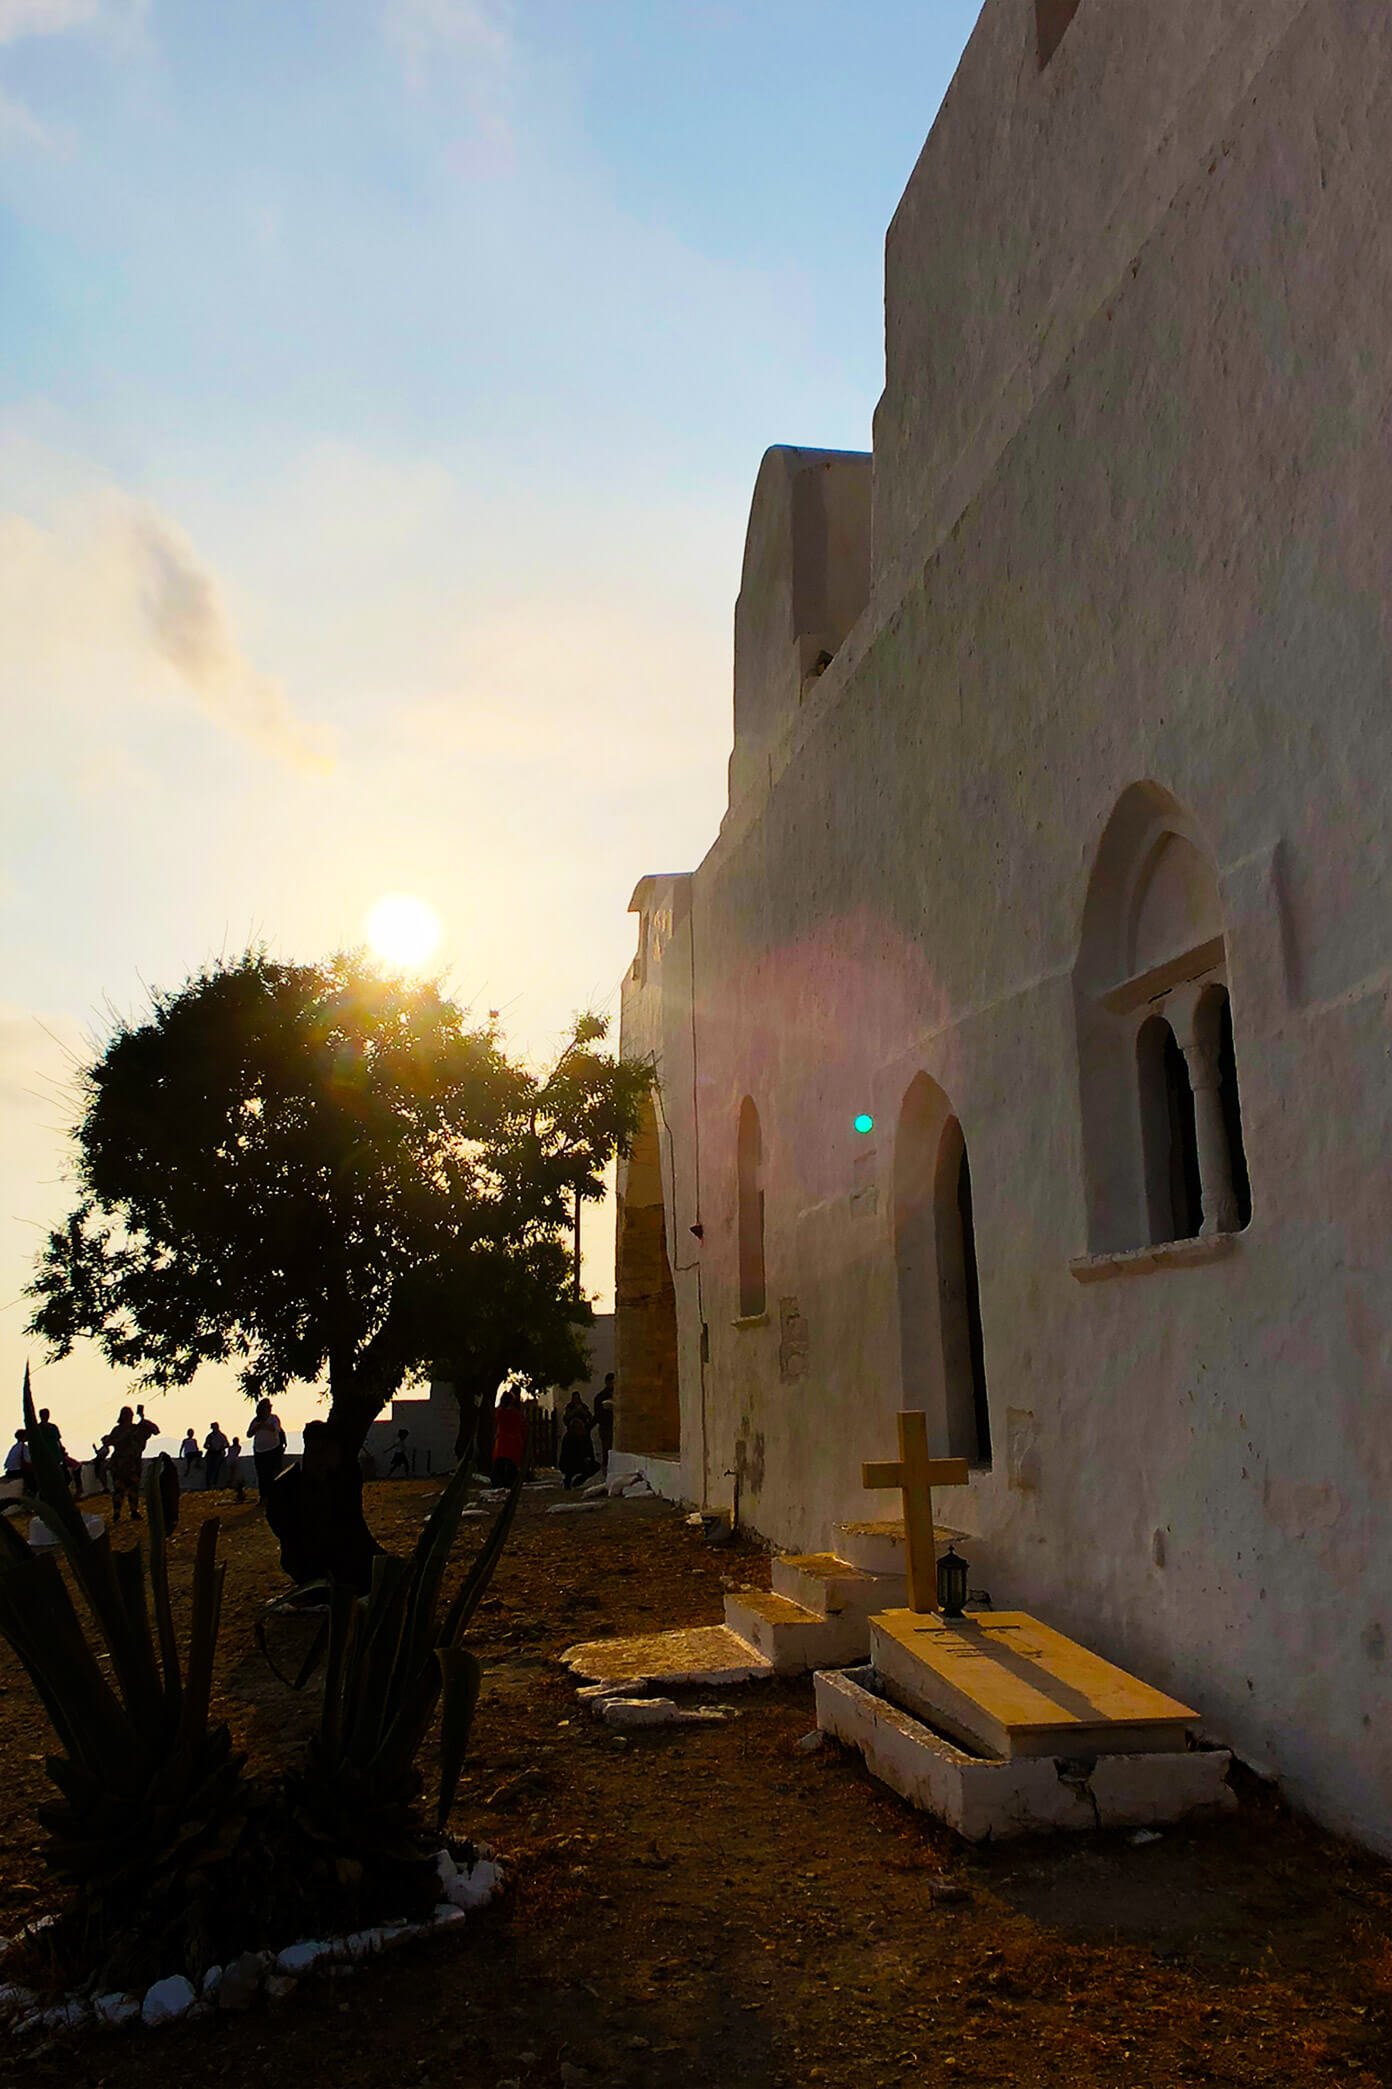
[{"x1": 600, "y1": 1697, "x2": 735, "y2": 1730}]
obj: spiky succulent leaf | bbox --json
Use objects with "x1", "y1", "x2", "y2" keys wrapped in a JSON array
[{"x1": 434, "y1": 1646, "x2": 481, "y2": 1830}]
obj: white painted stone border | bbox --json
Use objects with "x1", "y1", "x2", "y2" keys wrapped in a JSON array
[
  {"x1": 815, "y1": 1665, "x2": 1235, "y2": 1841},
  {"x1": 0, "y1": 1846, "x2": 507, "y2": 2038}
]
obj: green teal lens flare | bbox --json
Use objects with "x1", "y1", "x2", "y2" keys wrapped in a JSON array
[{"x1": 853, "y1": 1112, "x2": 874, "y2": 1135}]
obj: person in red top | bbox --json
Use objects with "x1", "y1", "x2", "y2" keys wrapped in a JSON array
[{"x1": 490, "y1": 1389, "x2": 527, "y2": 1488}]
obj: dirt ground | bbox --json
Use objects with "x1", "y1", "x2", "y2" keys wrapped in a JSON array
[{"x1": 2, "y1": 1479, "x2": 1390, "y2": 2088}]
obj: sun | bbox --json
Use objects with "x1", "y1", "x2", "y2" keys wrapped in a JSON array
[{"x1": 365, "y1": 893, "x2": 443, "y2": 972}]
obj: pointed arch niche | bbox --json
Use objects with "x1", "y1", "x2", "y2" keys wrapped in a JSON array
[
  {"x1": 614, "y1": 1092, "x2": 681, "y2": 1455},
  {"x1": 1074, "y1": 784, "x2": 1252, "y2": 1260},
  {"x1": 892, "y1": 1074, "x2": 993, "y2": 1467}
]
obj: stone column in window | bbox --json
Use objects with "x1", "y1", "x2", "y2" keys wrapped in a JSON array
[{"x1": 1180, "y1": 1029, "x2": 1239, "y2": 1236}]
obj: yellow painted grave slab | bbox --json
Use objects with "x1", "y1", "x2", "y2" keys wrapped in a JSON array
[{"x1": 870, "y1": 1610, "x2": 1199, "y2": 1761}]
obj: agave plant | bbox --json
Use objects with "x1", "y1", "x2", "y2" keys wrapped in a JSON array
[
  {"x1": 0, "y1": 1372, "x2": 249, "y2": 1989},
  {"x1": 278, "y1": 1452, "x2": 523, "y2": 1925}
]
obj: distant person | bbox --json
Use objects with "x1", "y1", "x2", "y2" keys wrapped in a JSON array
[
  {"x1": 203, "y1": 1421, "x2": 229, "y2": 1491},
  {"x1": 226, "y1": 1436, "x2": 246, "y2": 1503},
  {"x1": 387, "y1": 1428, "x2": 411, "y2": 1479},
  {"x1": 593, "y1": 1373, "x2": 615, "y2": 1474},
  {"x1": 248, "y1": 1399, "x2": 287, "y2": 1504},
  {"x1": 4, "y1": 1430, "x2": 29, "y2": 1489},
  {"x1": 267, "y1": 1421, "x2": 380, "y2": 1593},
  {"x1": 490, "y1": 1389, "x2": 527, "y2": 1490},
  {"x1": 103, "y1": 1404, "x2": 158, "y2": 1523},
  {"x1": 34, "y1": 1407, "x2": 78, "y2": 1490},
  {"x1": 563, "y1": 1391, "x2": 593, "y2": 1433},
  {"x1": 559, "y1": 1403, "x2": 599, "y2": 1490},
  {"x1": 156, "y1": 1451, "x2": 181, "y2": 1532},
  {"x1": 90, "y1": 1440, "x2": 111, "y2": 1494},
  {"x1": 178, "y1": 1428, "x2": 202, "y2": 1488}
]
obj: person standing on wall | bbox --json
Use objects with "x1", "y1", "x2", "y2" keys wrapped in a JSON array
[
  {"x1": 178, "y1": 1427, "x2": 201, "y2": 1488},
  {"x1": 248, "y1": 1398, "x2": 287, "y2": 1504},
  {"x1": 36, "y1": 1407, "x2": 80, "y2": 1491},
  {"x1": 4, "y1": 1430, "x2": 29, "y2": 1490},
  {"x1": 103, "y1": 1403, "x2": 158, "y2": 1523},
  {"x1": 203, "y1": 1419, "x2": 229, "y2": 1491},
  {"x1": 225, "y1": 1436, "x2": 247, "y2": 1503}
]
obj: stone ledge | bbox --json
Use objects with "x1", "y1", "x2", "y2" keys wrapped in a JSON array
[
  {"x1": 1069, "y1": 1231, "x2": 1240, "y2": 1283},
  {"x1": 731, "y1": 1312, "x2": 770, "y2": 1330}
]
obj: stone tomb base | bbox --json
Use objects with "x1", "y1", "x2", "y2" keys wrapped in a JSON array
[{"x1": 815, "y1": 1665, "x2": 1234, "y2": 1840}]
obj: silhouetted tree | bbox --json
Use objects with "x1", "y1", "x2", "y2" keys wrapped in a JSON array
[{"x1": 28, "y1": 952, "x2": 648, "y2": 1547}]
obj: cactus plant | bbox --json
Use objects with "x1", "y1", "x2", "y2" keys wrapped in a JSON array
[
  {"x1": 278, "y1": 1451, "x2": 522, "y2": 1923},
  {"x1": 0, "y1": 1371, "x2": 250, "y2": 1988},
  {"x1": 0, "y1": 1371, "x2": 524, "y2": 1985}
]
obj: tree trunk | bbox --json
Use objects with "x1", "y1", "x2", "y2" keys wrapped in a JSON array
[
  {"x1": 450, "y1": 1367, "x2": 505, "y2": 1470},
  {"x1": 267, "y1": 1362, "x2": 402, "y2": 1592}
]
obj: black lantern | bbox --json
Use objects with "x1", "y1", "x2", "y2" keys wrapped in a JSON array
[{"x1": 936, "y1": 1543, "x2": 969, "y2": 1619}]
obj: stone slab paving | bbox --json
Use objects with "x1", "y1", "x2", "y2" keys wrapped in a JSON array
[{"x1": 559, "y1": 1623, "x2": 772, "y2": 1687}]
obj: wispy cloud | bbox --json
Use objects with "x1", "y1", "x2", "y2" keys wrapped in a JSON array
[
  {"x1": 0, "y1": 485, "x2": 334, "y2": 774},
  {"x1": 381, "y1": 0, "x2": 508, "y2": 75},
  {"x1": 380, "y1": 0, "x2": 515, "y2": 174},
  {"x1": 130, "y1": 510, "x2": 334, "y2": 774},
  {"x1": 0, "y1": 0, "x2": 101, "y2": 42},
  {"x1": 0, "y1": 77, "x2": 65, "y2": 151},
  {"x1": 0, "y1": 0, "x2": 145, "y2": 151}
]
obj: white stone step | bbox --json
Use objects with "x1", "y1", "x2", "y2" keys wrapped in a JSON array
[
  {"x1": 722, "y1": 1588, "x2": 869, "y2": 1675},
  {"x1": 833, "y1": 1517, "x2": 965, "y2": 1577},
  {"x1": 772, "y1": 1550, "x2": 905, "y2": 1618}
]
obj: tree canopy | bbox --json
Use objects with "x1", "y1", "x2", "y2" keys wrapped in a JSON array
[{"x1": 28, "y1": 951, "x2": 650, "y2": 1443}]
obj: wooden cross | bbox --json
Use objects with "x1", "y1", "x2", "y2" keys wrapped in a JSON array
[{"x1": 862, "y1": 1409, "x2": 970, "y2": 1614}]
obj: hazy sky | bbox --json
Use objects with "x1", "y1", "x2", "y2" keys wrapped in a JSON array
[{"x1": 0, "y1": 0, "x2": 981, "y2": 1448}]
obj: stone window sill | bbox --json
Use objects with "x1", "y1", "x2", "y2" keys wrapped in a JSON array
[
  {"x1": 1069, "y1": 1231, "x2": 1240, "y2": 1283},
  {"x1": 732, "y1": 1312, "x2": 770, "y2": 1331}
]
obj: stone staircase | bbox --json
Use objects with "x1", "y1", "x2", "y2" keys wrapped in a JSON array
[
  {"x1": 562, "y1": 1517, "x2": 969, "y2": 1689},
  {"x1": 722, "y1": 1520, "x2": 963, "y2": 1675}
]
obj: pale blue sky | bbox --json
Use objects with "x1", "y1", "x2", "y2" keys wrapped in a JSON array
[{"x1": 0, "y1": 0, "x2": 982, "y2": 1446}]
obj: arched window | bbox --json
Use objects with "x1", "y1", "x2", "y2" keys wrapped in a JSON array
[
  {"x1": 893, "y1": 1075, "x2": 992, "y2": 1467},
  {"x1": 1075, "y1": 784, "x2": 1253, "y2": 1253},
  {"x1": 736, "y1": 1097, "x2": 766, "y2": 1318},
  {"x1": 1137, "y1": 1016, "x2": 1203, "y2": 1243}
]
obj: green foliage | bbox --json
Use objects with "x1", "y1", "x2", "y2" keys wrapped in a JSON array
[
  {"x1": 0, "y1": 1374, "x2": 247, "y2": 1988},
  {"x1": 26, "y1": 952, "x2": 652, "y2": 1442},
  {"x1": 280, "y1": 1455, "x2": 523, "y2": 1922}
]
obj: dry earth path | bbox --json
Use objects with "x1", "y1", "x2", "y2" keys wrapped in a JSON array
[{"x1": 1, "y1": 1481, "x2": 1388, "y2": 2088}]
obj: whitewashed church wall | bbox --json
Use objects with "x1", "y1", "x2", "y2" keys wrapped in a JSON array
[
  {"x1": 873, "y1": 0, "x2": 1312, "y2": 585},
  {"x1": 623, "y1": 0, "x2": 1392, "y2": 1853},
  {"x1": 616, "y1": 877, "x2": 707, "y2": 1497}
]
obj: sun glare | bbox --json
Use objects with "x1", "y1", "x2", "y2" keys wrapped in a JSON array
[{"x1": 365, "y1": 893, "x2": 443, "y2": 972}]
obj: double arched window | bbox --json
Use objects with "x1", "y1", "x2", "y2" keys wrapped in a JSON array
[{"x1": 1075, "y1": 785, "x2": 1252, "y2": 1253}]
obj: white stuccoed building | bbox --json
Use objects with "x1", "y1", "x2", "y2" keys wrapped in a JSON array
[{"x1": 611, "y1": 0, "x2": 1392, "y2": 1854}]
